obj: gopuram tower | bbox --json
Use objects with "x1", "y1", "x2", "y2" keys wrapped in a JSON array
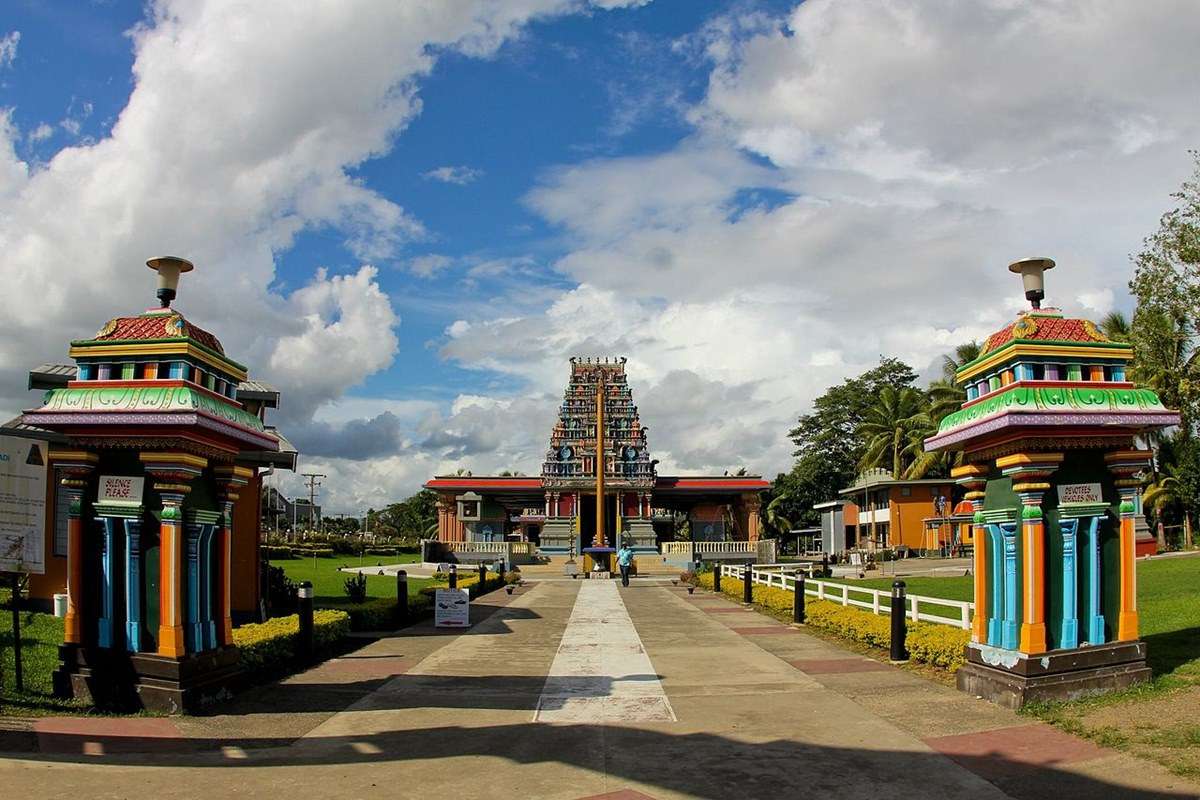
[{"x1": 538, "y1": 357, "x2": 658, "y2": 558}]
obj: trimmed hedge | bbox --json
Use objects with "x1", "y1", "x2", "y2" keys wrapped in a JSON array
[
  {"x1": 695, "y1": 572, "x2": 969, "y2": 672},
  {"x1": 263, "y1": 545, "x2": 295, "y2": 559},
  {"x1": 233, "y1": 609, "x2": 350, "y2": 671},
  {"x1": 293, "y1": 547, "x2": 335, "y2": 558}
]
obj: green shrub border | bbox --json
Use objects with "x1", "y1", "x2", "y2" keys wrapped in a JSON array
[{"x1": 696, "y1": 571, "x2": 968, "y2": 672}]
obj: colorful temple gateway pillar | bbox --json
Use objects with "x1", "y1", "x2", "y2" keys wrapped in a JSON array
[
  {"x1": 952, "y1": 463, "x2": 989, "y2": 643},
  {"x1": 50, "y1": 451, "x2": 99, "y2": 646},
  {"x1": 214, "y1": 465, "x2": 251, "y2": 646},
  {"x1": 924, "y1": 257, "x2": 1178, "y2": 709},
  {"x1": 23, "y1": 257, "x2": 284, "y2": 712},
  {"x1": 1105, "y1": 449, "x2": 1152, "y2": 641}
]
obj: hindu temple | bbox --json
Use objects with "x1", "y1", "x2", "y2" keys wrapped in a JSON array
[
  {"x1": 425, "y1": 357, "x2": 773, "y2": 571},
  {"x1": 925, "y1": 257, "x2": 1179, "y2": 707},
  {"x1": 16, "y1": 256, "x2": 292, "y2": 711}
]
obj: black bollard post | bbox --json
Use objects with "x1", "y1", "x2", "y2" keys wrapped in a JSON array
[
  {"x1": 713, "y1": 562, "x2": 722, "y2": 593},
  {"x1": 794, "y1": 573, "x2": 806, "y2": 624},
  {"x1": 297, "y1": 581, "x2": 314, "y2": 659},
  {"x1": 479, "y1": 561, "x2": 487, "y2": 590},
  {"x1": 449, "y1": 564, "x2": 458, "y2": 589},
  {"x1": 496, "y1": 558, "x2": 505, "y2": 584},
  {"x1": 821, "y1": 553, "x2": 829, "y2": 578},
  {"x1": 743, "y1": 561, "x2": 754, "y2": 604},
  {"x1": 890, "y1": 580, "x2": 909, "y2": 662},
  {"x1": 396, "y1": 569, "x2": 409, "y2": 626}
]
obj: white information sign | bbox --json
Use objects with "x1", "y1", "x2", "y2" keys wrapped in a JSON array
[
  {"x1": 98, "y1": 475, "x2": 145, "y2": 506},
  {"x1": 1057, "y1": 482, "x2": 1103, "y2": 505},
  {"x1": 434, "y1": 588, "x2": 470, "y2": 628},
  {"x1": 0, "y1": 435, "x2": 48, "y2": 574}
]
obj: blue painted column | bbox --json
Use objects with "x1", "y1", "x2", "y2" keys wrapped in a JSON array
[
  {"x1": 185, "y1": 523, "x2": 204, "y2": 652},
  {"x1": 1000, "y1": 522, "x2": 1020, "y2": 650},
  {"x1": 987, "y1": 524, "x2": 1005, "y2": 646},
  {"x1": 1086, "y1": 516, "x2": 1106, "y2": 644},
  {"x1": 97, "y1": 517, "x2": 117, "y2": 648},
  {"x1": 200, "y1": 524, "x2": 217, "y2": 650},
  {"x1": 1058, "y1": 518, "x2": 1080, "y2": 649},
  {"x1": 124, "y1": 519, "x2": 142, "y2": 652}
]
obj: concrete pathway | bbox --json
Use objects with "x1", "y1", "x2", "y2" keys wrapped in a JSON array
[{"x1": 0, "y1": 579, "x2": 1196, "y2": 800}]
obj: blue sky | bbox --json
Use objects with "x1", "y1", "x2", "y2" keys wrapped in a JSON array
[{"x1": 1, "y1": 1, "x2": 1195, "y2": 511}]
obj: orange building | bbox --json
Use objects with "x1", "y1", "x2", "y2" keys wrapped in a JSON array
[{"x1": 834, "y1": 469, "x2": 956, "y2": 553}]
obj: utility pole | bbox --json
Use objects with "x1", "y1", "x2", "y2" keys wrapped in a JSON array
[{"x1": 301, "y1": 472, "x2": 326, "y2": 536}]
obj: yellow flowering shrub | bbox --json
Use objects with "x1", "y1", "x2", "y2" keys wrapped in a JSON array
[
  {"x1": 233, "y1": 609, "x2": 350, "y2": 671},
  {"x1": 695, "y1": 571, "x2": 968, "y2": 672},
  {"x1": 907, "y1": 623, "x2": 970, "y2": 671}
]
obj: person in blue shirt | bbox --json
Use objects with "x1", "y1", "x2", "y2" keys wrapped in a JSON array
[{"x1": 616, "y1": 541, "x2": 634, "y2": 587}]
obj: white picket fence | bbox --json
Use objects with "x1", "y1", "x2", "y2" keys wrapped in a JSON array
[
  {"x1": 661, "y1": 539, "x2": 778, "y2": 561},
  {"x1": 719, "y1": 563, "x2": 974, "y2": 630},
  {"x1": 451, "y1": 541, "x2": 535, "y2": 556}
]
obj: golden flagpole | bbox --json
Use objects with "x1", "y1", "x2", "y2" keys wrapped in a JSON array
[{"x1": 594, "y1": 370, "x2": 606, "y2": 548}]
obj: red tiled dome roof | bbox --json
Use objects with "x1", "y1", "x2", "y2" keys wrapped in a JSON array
[
  {"x1": 92, "y1": 313, "x2": 225, "y2": 355},
  {"x1": 981, "y1": 312, "x2": 1109, "y2": 355}
]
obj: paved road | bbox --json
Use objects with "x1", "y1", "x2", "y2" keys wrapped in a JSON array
[{"x1": 1, "y1": 579, "x2": 1196, "y2": 799}]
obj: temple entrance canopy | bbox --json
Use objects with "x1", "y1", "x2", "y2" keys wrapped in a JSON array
[{"x1": 425, "y1": 357, "x2": 768, "y2": 560}]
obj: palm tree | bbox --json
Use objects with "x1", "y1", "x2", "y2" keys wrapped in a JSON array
[
  {"x1": 858, "y1": 386, "x2": 928, "y2": 477},
  {"x1": 942, "y1": 341, "x2": 982, "y2": 382},
  {"x1": 1099, "y1": 310, "x2": 1131, "y2": 342},
  {"x1": 763, "y1": 493, "x2": 793, "y2": 536}
]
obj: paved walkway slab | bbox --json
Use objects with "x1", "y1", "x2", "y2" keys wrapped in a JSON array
[{"x1": 0, "y1": 579, "x2": 1197, "y2": 800}]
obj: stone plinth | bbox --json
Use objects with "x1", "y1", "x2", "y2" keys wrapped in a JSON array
[{"x1": 956, "y1": 640, "x2": 1150, "y2": 710}]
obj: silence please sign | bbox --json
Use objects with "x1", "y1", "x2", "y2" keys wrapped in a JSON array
[
  {"x1": 1057, "y1": 482, "x2": 1103, "y2": 505},
  {"x1": 98, "y1": 475, "x2": 145, "y2": 506}
]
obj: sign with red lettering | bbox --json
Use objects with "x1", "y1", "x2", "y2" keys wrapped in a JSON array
[{"x1": 98, "y1": 475, "x2": 145, "y2": 506}]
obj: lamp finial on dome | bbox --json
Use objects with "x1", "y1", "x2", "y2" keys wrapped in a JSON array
[{"x1": 146, "y1": 256, "x2": 195, "y2": 308}]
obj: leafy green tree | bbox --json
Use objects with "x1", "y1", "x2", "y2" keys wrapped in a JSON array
[
  {"x1": 858, "y1": 385, "x2": 928, "y2": 477},
  {"x1": 777, "y1": 358, "x2": 918, "y2": 526},
  {"x1": 1130, "y1": 150, "x2": 1200, "y2": 433}
]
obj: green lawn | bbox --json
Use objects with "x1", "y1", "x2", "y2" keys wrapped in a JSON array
[
  {"x1": 1, "y1": 590, "x2": 86, "y2": 715},
  {"x1": 273, "y1": 554, "x2": 438, "y2": 607},
  {"x1": 828, "y1": 556, "x2": 1200, "y2": 680},
  {"x1": 826, "y1": 575, "x2": 975, "y2": 603}
]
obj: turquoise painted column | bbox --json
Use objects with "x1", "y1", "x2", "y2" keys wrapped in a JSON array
[
  {"x1": 986, "y1": 524, "x2": 1005, "y2": 646},
  {"x1": 97, "y1": 517, "x2": 117, "y2": 648},
  {"x1": 124, "y1": 518, "x2": 142, "y2": 652},
  {"x1": 1000, "y1": 522, "x2": 1020, "y2": 650},
  {"x1": 1086, "y1": 516, "x2": 1106, "y2": 644},
  {"x1": 1058, "y1": 518, "x2": 1080, "y2": 649},
  {"x1": 185, "y1": 523, "x2": 204, "y2": 652},
  {"x1": 200, "y1": 523, "x2": 217, "y2": 650}
]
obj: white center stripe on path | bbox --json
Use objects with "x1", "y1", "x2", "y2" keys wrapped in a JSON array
[{"x1": 534, "y1": 580, "x2": 676, "y2": 723}]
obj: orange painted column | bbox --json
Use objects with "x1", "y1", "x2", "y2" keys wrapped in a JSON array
[
  {"x1": 62, "y1": 480, "x2": 88, "y2": 645},
  {"x1": 952, "y1": 464, "x2": 990, "y2": 644},
  {"x1": 996, "y1": 452, "x2": 1062, "y2": 656},
  {"x1": 50, "y1": 451, "x2": 98, "y2": 646},
  {"x1": 1104, "y1": 450, "x2": 1152, "y2": 642},
  {"x1": 1017, "y1": 485, "x2": 1049, "y2": 654},
  {"x1": 157, "y1": 489, "x2": 188, "y2": 657},
  {"x1": 213, "y1": 465, "x2": 251, "y2": 647},
  {"x1": 1116, "y1": 484, "x2": 1141, "y2": 641}
]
